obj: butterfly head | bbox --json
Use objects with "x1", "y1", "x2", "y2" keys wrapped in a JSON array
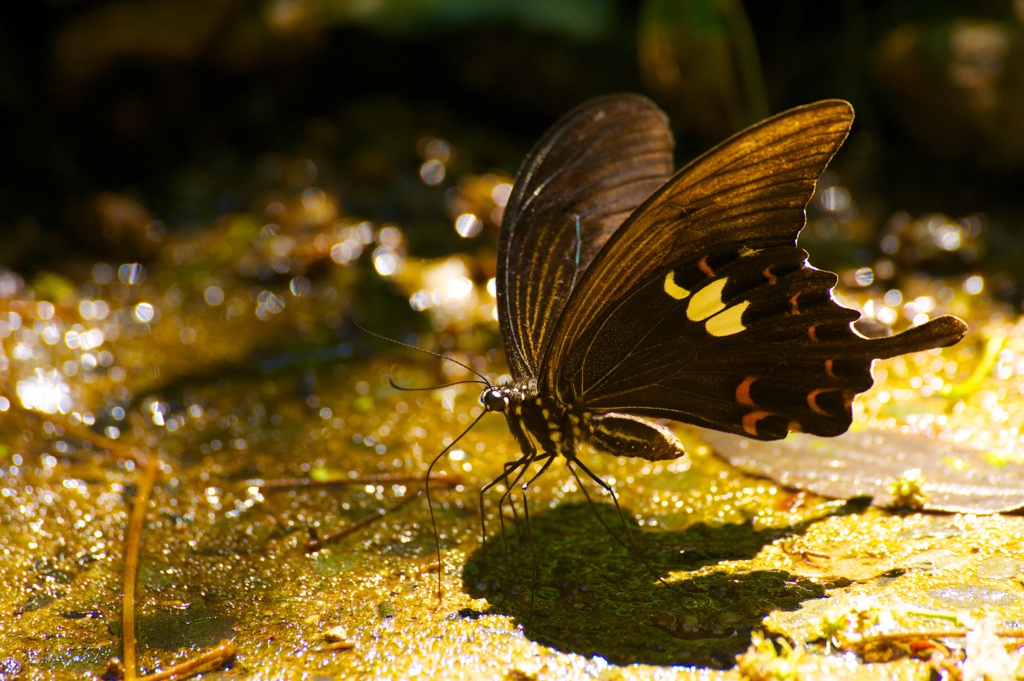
[{"x1": 480, "y1": 386, "x2": 509, "y2": 413}]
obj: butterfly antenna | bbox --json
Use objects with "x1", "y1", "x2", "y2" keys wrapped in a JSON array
[
  {"x1": 567, "y1": 458, "x2": 677, "y2": 594},
  {"x1": 424, "y1": 409, "x2": 489, "y2": 602},
  {"x1": 388, "y1": 377, "x2": 488, "y2": 392},
  {"x1": 351, "y1": 317, "x2": 491, "y2": 385}
]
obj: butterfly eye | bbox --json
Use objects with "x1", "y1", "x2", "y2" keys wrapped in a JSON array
[{"x1": 481, "y1": 388, "x2": 508, "y2": 413}]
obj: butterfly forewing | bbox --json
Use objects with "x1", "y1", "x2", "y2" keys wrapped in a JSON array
[
  {"x1": 541, "y1": 100, "x2": 858, "y2": 389},
  {"x1": 498, "y1": 94, "x2": 675, "y2": 380}
]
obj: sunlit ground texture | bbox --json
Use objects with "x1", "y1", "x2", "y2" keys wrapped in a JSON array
[{"x1": 1, "y1": 121, "x2": 1022, "y2": 680}]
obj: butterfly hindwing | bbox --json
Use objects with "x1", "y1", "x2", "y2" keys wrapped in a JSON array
[
  {"x1": 558, "y1": 243, "x2": 965, "y2": 444},
  {"x1": 498, "y1": 94, "x2": 675, "y2": 381}
]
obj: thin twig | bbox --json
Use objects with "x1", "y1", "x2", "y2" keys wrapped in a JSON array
[
  {"x1": 122, "y1": 455, "x2": 160, "y2": 680},
  {"x1": 324, "y1": 640, "x2": 357, "y2": 652},
  {"x1": 137, "y1": 639, "x2": 236, "y2": 680},
  {"x1": 7, "y1": 401, "x2": 143, "y2": 464},
  {"x1": 853, "y1": 627, "x2": 1024, "y2": 646},
  {"x1": 306, "y1": 490, "x2": 422, "y2": 552},
  {"x1": 254, "y1": 472, "x2": 462, "y2": 491}
]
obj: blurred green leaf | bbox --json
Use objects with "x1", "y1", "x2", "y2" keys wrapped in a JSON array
[{"x1": 639, "y1": 0, "x2": 768, "y2": 142}]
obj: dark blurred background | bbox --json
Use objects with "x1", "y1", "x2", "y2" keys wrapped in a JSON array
[{"x1": 2, "y1": 0, "x2": 1022, "y2": 289}]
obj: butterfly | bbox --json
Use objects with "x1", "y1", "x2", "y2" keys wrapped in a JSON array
[{"x1": 477, "y1": 93, "x2": 967, "y2": 474}]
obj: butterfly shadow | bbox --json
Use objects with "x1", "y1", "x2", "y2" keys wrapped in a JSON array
[{"x1": 461, "y1": 500, "x2": 859, "y2": 668}]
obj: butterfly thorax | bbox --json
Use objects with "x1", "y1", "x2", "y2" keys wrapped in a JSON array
[
  {"x1": 481, "y1": 384, "x2": 584, "y2": 461},
  {"x1": 481, "y1": 383, "x2": 690, "y2": 462}
]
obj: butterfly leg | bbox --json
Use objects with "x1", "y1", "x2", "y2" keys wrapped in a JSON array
[
  {"x1": 520, "y1": 448, "x2": 561, "y2": 598},
  {"x1": 423, "y1": 410, "x2": 489, "y2": 600},
  {"x1": 480, "y1": 455, "x2": 531, "y2": 609},
  {"x1": 506, "y1": 451, "x2": 558, "y2": 622},
  {"x1": 481, "y1": 447, "x2": 555, "y2": 611},
  {"x1": 480, "y1": 452, "x2": 532, "y2": 546},
  {"x1": 569, "y1": 456, "x2": 676, "y2": 593}
]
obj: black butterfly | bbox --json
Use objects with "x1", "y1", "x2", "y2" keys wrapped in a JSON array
[{"x1": 478, "y1": 93, "x2": 967, "y2": 472}]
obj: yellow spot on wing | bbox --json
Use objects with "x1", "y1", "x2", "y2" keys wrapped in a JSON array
[
  {"x1": 687, "y1": 278, "x2": 728, "y2": 321},
  {"x1": 663, "y1": 271, "x2": 690, "y2": 300},
  {"x1": 706, "y1": 300, "x2": 750, "y2": 337}
]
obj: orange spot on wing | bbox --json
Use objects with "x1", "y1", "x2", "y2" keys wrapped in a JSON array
[
  {"x1": 763, "y1": 266, "x2": 777, "y2": 285},
  {"x1": 824, "y1": 359, "x2": 837, "y2": 378},
  {"x1": 698, "y1": 257, "x2": 715, "y2": 277},
  {"x1": 790, "y1": 293, "x2": 801, "y2": 315},
  {"x1": 742, "y1": 411, "x2": 770, "y2": 436},
  {"x1": 807, "y1": 324, "x2": 819, "y2": 342},
  {"x1": 807, "y1": 388, "x2": 829, "y2": 415},
  {"x1": 736, "y1": 376, "x2": 758, "y2": 407}
]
